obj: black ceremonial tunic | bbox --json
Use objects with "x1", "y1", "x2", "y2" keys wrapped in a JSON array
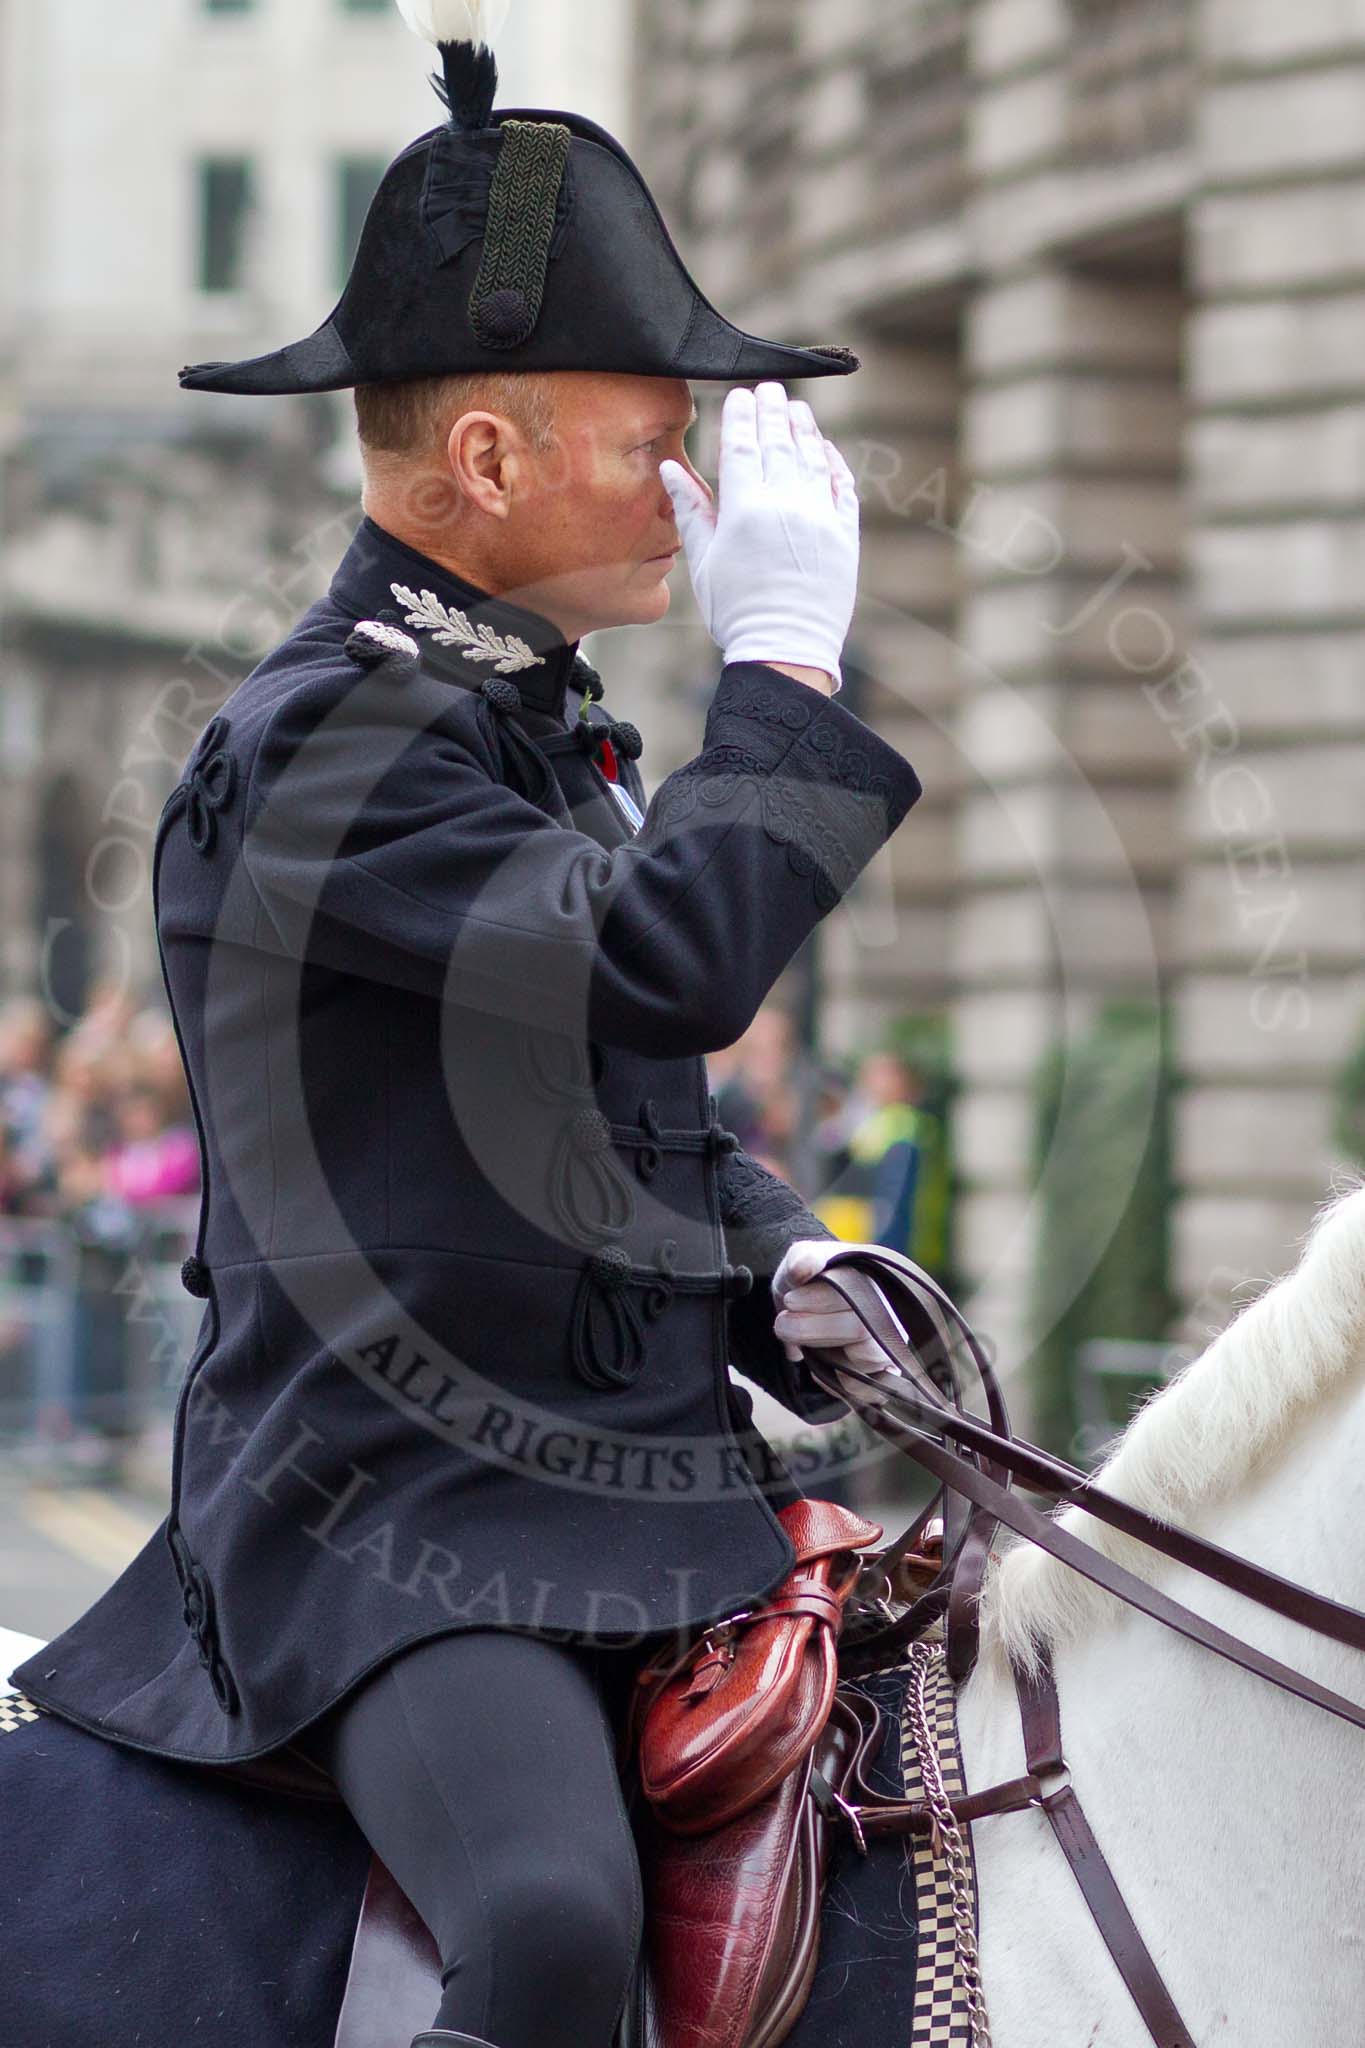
[{"x1": 12, "y1": 517, "x2": 922, "y2": 1768}]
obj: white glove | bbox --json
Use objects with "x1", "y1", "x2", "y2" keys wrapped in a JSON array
[
  {"x1": 770, "y1": 1240, "x2": 901, "y2": 1377},
  {"x1": 660, "y1": 382, "x2": 860, "y2": 692}
]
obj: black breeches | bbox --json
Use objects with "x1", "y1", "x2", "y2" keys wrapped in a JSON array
[{"x1": 293, "y1": 1628, "x2": 644, "y2": 2047}]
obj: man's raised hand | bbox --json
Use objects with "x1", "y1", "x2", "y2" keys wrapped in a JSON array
[{"x1": 659, "y1": 383, "x2": 860, "y2": 689}]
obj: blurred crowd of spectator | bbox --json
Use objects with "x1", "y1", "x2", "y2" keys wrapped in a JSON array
[
  {"x1": 708, "y1": 1007, "x2": 949, "y2": 1275},
  {"x1": 0, "y1": 986, "x2": 200, "y2": 1470},
  {"x1": 0, "y1": 985, "x2": 199, "y2": 1229},
  {"x1": 2, "y1": 987, "x2": 947, "y2": 1264},
  {"x1": 0, "y1": 985, "x2": 947, "y2": 1471}
]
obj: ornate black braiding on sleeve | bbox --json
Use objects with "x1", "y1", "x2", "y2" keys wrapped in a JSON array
[
  {"x1": 638, "y1": 670, "x2": 918, "y2": 915},
  {"x1": 715, "y1": 1142, "x2": 847, "y2": 1421},
  {"x1": 715, "y1": 1146, "x2": 837, "y2": 1282}
]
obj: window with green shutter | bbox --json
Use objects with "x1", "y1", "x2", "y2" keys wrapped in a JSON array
[
  {"x1": 197, "y1": 158, "x2": 254, "y2": 293},
  {"x1": 336, "y1": 156, "x2": 387, "y2": 287}
]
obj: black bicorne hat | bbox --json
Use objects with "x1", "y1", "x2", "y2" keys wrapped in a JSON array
[{"x1": 179, "y1": 17, "x2": 859, "y2": 396}]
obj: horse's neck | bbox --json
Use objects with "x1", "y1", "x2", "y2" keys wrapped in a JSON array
[{"x1": 956, "y1": 1371, "x2": 1365, "y2": 2044}]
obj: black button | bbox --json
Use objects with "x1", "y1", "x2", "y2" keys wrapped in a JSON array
[{"x1": 180, "y1": 1255, "x2": 211, "y2": 1298}]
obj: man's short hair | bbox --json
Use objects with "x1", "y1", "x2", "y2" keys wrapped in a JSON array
[{"x1": 354, "y1": 373, "x2": 559, "y2": 459}]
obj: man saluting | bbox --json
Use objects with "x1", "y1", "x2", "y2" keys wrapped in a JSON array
[{"x1": 12, "y1": 8, "x2": 923, "y2": 2045}]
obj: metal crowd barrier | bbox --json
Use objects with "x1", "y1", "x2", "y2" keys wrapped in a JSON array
[
  {"x1": 1074, "y1": 1336, "x2": 1188, "y2": 1464},
  {"x1": 0, "y1": 1203, "x2": 204, "y2": 1448}
]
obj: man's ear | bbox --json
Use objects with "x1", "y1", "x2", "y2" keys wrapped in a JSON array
[{"x1": 446, "y1": 412, "x2": 514, "y2": 522}]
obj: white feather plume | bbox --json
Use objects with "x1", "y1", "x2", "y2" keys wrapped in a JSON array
[{"x1": 395, "y1": 0, "x2": 511, "y2": 48}]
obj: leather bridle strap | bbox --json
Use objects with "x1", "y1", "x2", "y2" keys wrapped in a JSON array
[
  {"x1": 820, "y1": 1381, "x2": 1365, "y2": 1737},
  {"x1": 812, "y1": 1265, "x2": 1365, "y2": 1667},
  {"x1": 813, "y1": 1253, "x2": 1015, "y2": 1681},
  {"x1": 1014, "y1": 1648, "x2": 1195, "y2": 2048},
  {"x1": 837, "y1": 1349, "x2": 1365, "y2": 1655},
  {"x1": 841, "y1": 1768, "x2": 1048, "y2": 1839}
]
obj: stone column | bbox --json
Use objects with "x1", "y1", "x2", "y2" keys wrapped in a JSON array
[
  {"x1": 606, "y1": 0, "x2": 939, "y2": 1055},
  {"x1": 788, "y1": 0, "x2": 966, "y2": 1054},
  {"x1": 1174, "y1": 0, "x2": 1365, "y2": 1323},
  {"x1": 954, "y1": 263, "x2": 1186, "y2": 1405},
  {"x1": 814, "y1": 335, "x2": 964, "y2": 1056}
]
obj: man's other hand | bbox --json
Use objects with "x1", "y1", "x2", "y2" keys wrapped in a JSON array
[{"x1": 770, "y1": 1239, "x2": 901, "y2": 1377}]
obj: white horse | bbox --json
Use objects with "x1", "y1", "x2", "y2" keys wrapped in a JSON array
[{"x1": 959, "y1": 1184, "x2": 1365, "y2": 2045}]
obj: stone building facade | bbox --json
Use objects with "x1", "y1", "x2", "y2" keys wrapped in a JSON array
[{"x1": 611, "y1": 0, "x2": 1365, "y2": 1370}]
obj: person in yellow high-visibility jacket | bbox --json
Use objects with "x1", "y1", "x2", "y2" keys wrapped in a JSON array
[{"x1": 813, "y1": 1051, "x2": 948, "y2": 1275}]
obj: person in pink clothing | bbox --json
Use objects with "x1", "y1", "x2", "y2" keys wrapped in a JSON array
[{"x1": 103, "y1": 1083, "x2": 200, "y2": 1206}]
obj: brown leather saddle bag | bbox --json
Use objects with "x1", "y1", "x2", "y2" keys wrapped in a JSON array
[
  {"x1": 616, "y1": 1499, "x2": 888, "y2": 2048},
  {"x1": 630, "y1": 1499, "x2": 884, "y2": 1833},
  {"x1": 617, "y1": 1684, "x2": 883, "y2": 2048}
]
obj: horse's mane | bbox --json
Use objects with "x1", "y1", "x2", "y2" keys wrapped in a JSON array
[{"x1": 979, "y1": 1181, "x2": 1365, "y2": 1672}]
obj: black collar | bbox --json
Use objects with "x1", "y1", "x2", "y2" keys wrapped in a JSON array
[{"x1": 329, "y1": 516, "x2": 586, "y2": 718}]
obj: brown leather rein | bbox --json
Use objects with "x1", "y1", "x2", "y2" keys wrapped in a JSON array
[{"x1": 801, "y1": 1245, "x2": 1365, "y2": 2048}]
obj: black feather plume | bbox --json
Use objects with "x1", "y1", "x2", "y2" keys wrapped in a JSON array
[{"x1": 433, "y1": 41, "x2": 499, "y2": 130}]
